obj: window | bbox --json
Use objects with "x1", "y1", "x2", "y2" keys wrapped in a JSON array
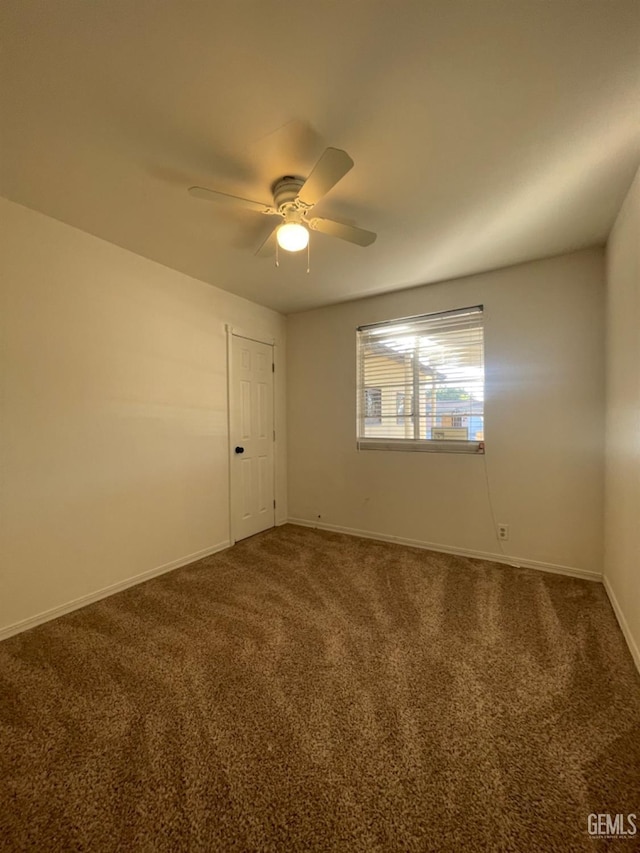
[
  {"x1": 356, "y1": 306, "x2": 484, "y2": 453},
  {"x1": 363, "y1": 387, "x2": 382, "y2": 425}
]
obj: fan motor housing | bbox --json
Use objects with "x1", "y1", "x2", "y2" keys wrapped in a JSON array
[{"x1": 272, "y1": 176, "x2": 305, "y2": 211}]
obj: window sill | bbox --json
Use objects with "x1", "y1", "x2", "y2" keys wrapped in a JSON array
[{"x1": 357, "y1": 439, "x2": 484, "y2": 454}]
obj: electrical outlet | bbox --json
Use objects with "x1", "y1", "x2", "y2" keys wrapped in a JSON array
[{"x1": 497, "y1": 524, "x2": 509, "y2": 541}]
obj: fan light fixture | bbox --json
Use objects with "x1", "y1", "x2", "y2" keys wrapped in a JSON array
[
  {"x1": 277, "y1": 221, "x2": 309, "y2": 252},
  {"x1": 188, "y1": 146, "x2": 378, "y2": 259}
]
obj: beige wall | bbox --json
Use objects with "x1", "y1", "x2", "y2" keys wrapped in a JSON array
[
  {"x1": 287, "y1": 249, "x2": 605, "y2": 576},
  {"x1": 0, "y1": 198, "x2": 286, "y2": 635},
  {"x1": 604, "y1": 167, "x2": 640, "y2": 668}
]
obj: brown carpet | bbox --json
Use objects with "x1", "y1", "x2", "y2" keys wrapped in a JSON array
[{"x1": 1, "y1": 525, "x2": 639, "y2": 852}]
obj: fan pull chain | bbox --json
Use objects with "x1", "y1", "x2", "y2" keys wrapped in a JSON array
[
  {"x1": 275, "y1": 241, "x2": 279, "y2": 268},
  {"x1": 306, "y1": 238, "x2": 310, "y2": 274}
]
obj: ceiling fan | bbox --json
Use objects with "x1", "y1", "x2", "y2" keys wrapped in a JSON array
[{"x1": 188, "y1": 147, "x2": 376, "y2": 256}]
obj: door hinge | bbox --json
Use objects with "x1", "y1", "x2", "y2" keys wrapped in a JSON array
[
  {"x1": 272, "y1": 362, "x2": 275, "y2": 373},
  {"x1": 273, "y1": 499, "x2": 276, "y2": 509},
  {"x1": 273, "y1": 429, "x2": 276, "y2": 442}
]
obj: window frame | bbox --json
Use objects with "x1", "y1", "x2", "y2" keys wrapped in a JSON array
[{"x1": 356, "y1": 306, "x2": 485, "y2": 455}]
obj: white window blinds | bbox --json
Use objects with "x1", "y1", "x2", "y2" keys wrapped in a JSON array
[{"x1": 356, "y1": 306, "x2": 484, "y2": 453}]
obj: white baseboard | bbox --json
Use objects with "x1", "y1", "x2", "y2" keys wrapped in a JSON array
[
  {"x1": 287, "y1": 518, "x2": 602, "y2": 582},
  {"x1": 0, "y1": 540, "x2": 231, "y2": 642},
  {"x1": 603, "y1": 576, "x2": 640, "y2": 674}
]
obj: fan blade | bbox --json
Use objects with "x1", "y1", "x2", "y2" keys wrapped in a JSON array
[
  {"x1": 309, "y1": 217, "x2": 377, "y2": 247},
  {"x1": 255, "y1": 224, "x2": 279, "y2": 257},
  {"x1": 297, "y1": 148, "x2": 354, "y2": 206},
  {"x1": 188, "y1": 186, "x2": 275, "y2": 215}
]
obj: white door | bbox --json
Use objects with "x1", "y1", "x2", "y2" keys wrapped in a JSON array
[{"x1": 229, "y1": 335, "x2": 275, "y2": 542}]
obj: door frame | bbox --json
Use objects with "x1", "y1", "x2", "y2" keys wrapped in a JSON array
[{"x1": 226, "y1": 324, "x2": 277, "y2": 544}]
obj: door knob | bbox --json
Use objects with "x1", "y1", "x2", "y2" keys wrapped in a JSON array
[{"x1": 235, "y1": 446, "x2": 245, "y2": 454}]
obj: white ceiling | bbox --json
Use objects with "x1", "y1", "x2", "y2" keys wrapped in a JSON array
[{"x1": 1, "y1": 1, "x2": 638, "y2": 313}]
